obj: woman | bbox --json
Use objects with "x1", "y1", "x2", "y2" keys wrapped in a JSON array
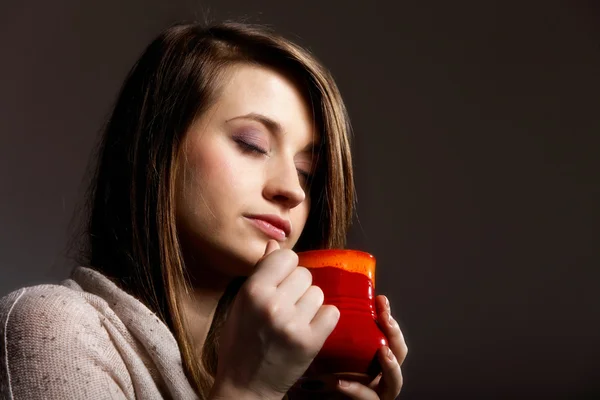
[{"x1": 0, "y1": 22, "x2": 407, "y2": 399}]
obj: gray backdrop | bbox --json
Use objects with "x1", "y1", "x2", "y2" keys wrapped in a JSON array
[{"x1": 1, "y1": 0, "x2": 598, "y2": 398}]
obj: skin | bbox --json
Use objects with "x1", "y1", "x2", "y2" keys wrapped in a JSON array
[{"x1": 174, "y1": 63, "x2": 407, "y2": 399}]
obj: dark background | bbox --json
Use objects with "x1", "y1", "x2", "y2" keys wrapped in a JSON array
[{"x1": 1, "y1": 1, "x2": 598, "y2": 398}]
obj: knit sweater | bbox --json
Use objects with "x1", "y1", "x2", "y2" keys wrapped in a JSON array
[{"x1": 0, "y1": 267, "x2": 199, "y2": 399}]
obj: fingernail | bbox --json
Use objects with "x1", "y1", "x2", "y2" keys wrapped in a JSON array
[
  {"x1": 385, "y1": 296, "x2": 390, "y2": 309},
  {"x1": 387, "y1": 347, "x2": 394, "y2": 361},
  {"x1": 338, "y1": 379, "x2": 350, "y2": 388},
  {"x1": 388, "y1": 312, "x2": 393, "y2": 326}
]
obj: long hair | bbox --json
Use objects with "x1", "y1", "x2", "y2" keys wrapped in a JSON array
[{"x1": 82, "y1": 21, "x2": 355, "y2": 398}]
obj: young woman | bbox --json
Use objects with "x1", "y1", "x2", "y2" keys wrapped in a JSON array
[{"x1": 0, "y1": 22, "x2": 407, "y2": 399}]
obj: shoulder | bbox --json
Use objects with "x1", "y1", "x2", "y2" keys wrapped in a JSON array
[
  {"x1": 0, "y1": 284, "x2": 104, "y2": 338},
  {"x1": 0, "y1": 284, "x2": 132, "y2": 399}
]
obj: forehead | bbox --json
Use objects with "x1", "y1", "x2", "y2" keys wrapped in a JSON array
[{"x1": 212, "y1": 64, "x2": 320, "y2": 144}]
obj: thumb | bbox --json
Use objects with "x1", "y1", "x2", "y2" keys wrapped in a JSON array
[
  {"x1": 255, "y1": 240, "x2": 280, "y2": 265},
  {"x1": 263, "y1": 239, "x2": 280, "y2": 256}
]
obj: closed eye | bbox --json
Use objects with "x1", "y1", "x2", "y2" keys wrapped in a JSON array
[
  {"x1": 235, "y1": 139, "x2": 268, "y2": 155},
  {"x1": 297, "y1": 169, "x2": 313, "y2": 188}
]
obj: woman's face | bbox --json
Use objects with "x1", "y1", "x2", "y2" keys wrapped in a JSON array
[{"x1": 176, "y1": 64, "x2": 319, "y2": 278}]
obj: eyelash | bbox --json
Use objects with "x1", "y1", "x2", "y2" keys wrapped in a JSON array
[
  {"x1": 235, "y1": 138, "x2": 268, "y2": 155},
  {"x1": 297, "y1": 170, "x2": 312, "y2": 183},
  {"x1": 235, "y1": 138, "x2": 313, "y2": 184}
]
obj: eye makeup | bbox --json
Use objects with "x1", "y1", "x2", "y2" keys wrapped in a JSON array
[{"x1": 232, "y1": 130, "x2": 270, "y2": 155}]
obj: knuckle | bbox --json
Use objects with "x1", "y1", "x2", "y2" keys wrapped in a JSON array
[
  {"x1": 279, "y1": 322, "x2": 299, "y2": 340},
  {"x1": 262, "y1": 298, "x2": 283, "y2": 322},
  {"x1": 401, "y1": 343, "x2": 409, "y2": 359},
  {"x1": 288, "y1": 250, "x2": 299, "y2": 265},
  {"x1": 308, "y1": 285, "x2": 325, "y2": 304},
  {"x1": 241, "y1": 280, "x2": 262, "y2": 301},
  {"x1": 325, "y1": 303, "x2": 339, "y2": 318},
  {"x1": 282, "y1": 327, "x2": 312, "y2": 353},
  {"x1": 281, "y1": 249, "x2": 299, "y2": 265},
  {"x1": 296, "y1": 267, "x2": 313, "y2": 285},
  {"x1": 319, "y1": 305, "x2": 340, "y2": 330},
  {"x1": 240, "y1": 279, "x2": 261, "y2": 297}
]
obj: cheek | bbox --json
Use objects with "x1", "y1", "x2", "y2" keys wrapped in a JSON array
[
  {"x1": 177, "y1": 140, "x2": 234, "y2": 218},
  {"x1": 194, "y1": 142, "x2": 227, "y2": 181},
  {"x1": 289, "y1": 199, "x2": 311, "y2": 246},
  {"x1": 180, "y1": 138, "x2": 263, "y2": 223},
  {"x1": 186, "y1": 140, "x2": 238, "y2": 194}
]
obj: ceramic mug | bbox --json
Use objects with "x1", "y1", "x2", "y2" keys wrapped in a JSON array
[{"x1": 293, "y1": 249, "x2": 388, "y2": 393}]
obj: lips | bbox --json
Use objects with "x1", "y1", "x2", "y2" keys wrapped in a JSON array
[{"x1": 245, "y1": 214, "x2": 292, "y2": 241}]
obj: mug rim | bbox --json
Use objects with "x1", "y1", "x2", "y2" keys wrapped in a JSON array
[
  {"x1": 296, "y1": 249, "x2": 375, "y2": 259},
  {"x1": 296, "y1": 249, "x2": 376, "y2": 281}
]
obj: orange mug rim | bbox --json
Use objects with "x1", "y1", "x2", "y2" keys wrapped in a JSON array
[
  {"x1": 296, "y1": 249, "x2": 375, "y2": 260},
  {"x1": 296, "y1": 249, "x2": 376, "y2": 281}
]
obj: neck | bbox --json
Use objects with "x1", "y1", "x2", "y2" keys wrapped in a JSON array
[{"x1": 179, "y1": 261, "x2": 236, "y2": 355}]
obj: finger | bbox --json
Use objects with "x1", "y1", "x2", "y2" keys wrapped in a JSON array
[
  {"x1": 265, "y1": 239, "x2": 280, "y2": 255},
  {"x1": 248, "y1": 247, "x2": 299, "y2": 288},
  {"x1": 376, "y1": 345, "x2": 403, "y2": 399},
  {"x1": 336, "y1": 379, "x2": 379, "y2": 400},
  {"x1": 379, "y1": 311, "x2": 408, "y2": 366},
  {"x1": 276, "y1": 266, "x2": 313, "y2": 304},
  {"x1": 367, "y1": 373, "x2": 382, "y2": 390},
  {"x1": 375, "y1": 294, "x2": 390, "y2": 315},
  {"x1": 255, "y1": 239, "x2": 280, "y2": 264},
  {"x1": 252, "y1": 239, "x2": 280, "y2": 276},
  {"x1": 377, "y1": 299, "x2": 408, "y2": 366},
  {"x1": 309, "y1": 304, "x2": 340, "y2": 340},
  {"x1": 294, "y1": 285, "x2": 325, "y2": 323}
]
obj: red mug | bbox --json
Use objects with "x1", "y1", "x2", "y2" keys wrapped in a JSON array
[{"x1": 293, "y1": 249, "x2": 388, "y2": 393}]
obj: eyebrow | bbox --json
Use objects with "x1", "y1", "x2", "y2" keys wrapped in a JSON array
[{"x1": 226, "y1": 112, "x2": 321, "y2": 153}]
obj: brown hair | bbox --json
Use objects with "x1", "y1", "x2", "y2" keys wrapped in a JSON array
[{"x1": 83, "y1": 21, "x2": 355, "y2": 397}]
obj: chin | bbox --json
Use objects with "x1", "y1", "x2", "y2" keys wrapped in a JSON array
[
  {"x1": 243, "y1": 242, "x2": 270, "y2": 267},
  {"x1": 221, "y1": 240, "x2": 267, "y2": 276}
]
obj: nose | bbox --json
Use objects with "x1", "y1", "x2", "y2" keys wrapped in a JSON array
[{"x1": 263, "y1": 157, "x2": 306, "y2": 209}]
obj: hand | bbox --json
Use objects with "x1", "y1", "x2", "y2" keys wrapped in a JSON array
[
  {"x1": 210, "y1": 240, "x2": 341, "y2": 400},
  {"x1": 334, "y1": 295, "x2": 408, "y2": 400}
]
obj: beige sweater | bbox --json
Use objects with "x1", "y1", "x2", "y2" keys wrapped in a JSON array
[{"x1": 0, "y1": 267, "x2": 198, "y2": 399}]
